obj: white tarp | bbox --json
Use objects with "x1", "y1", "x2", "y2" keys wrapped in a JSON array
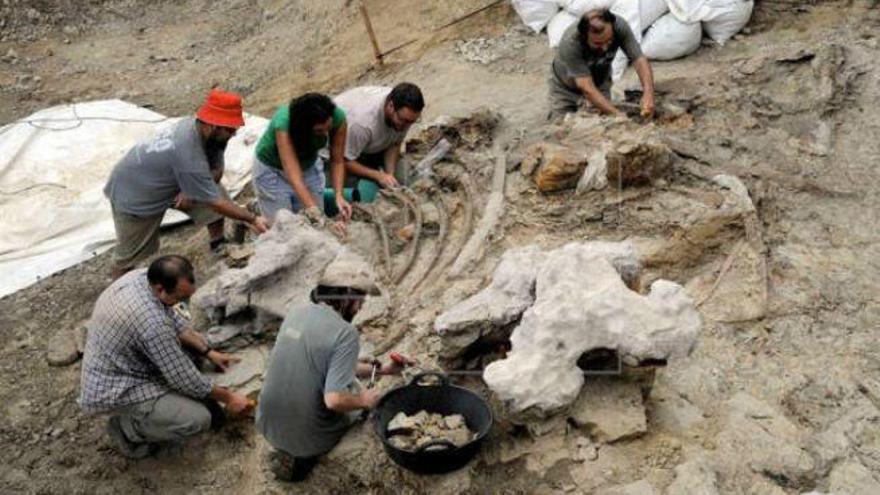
[{"x1": 0, "y1": 100, "x2": 267, "y2": 298}]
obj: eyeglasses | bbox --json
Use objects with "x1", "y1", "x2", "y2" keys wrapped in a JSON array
[{"x1": 394, "y1": 110, "x2": 420, "y2": 126}]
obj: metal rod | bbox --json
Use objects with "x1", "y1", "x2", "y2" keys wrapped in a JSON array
[
  {"x1": 359, "y1": 2, "x2": 383, "y2": 65},
  {"x1": 373, "y1": 0, "x2": 506, "y2": 60},
  {"x1": 434, "y1": 0, "x2": 506, "y2": 31}
]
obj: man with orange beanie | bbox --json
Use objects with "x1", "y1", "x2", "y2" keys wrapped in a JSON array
[{"x1": 104, "y1": 89, "x2": 269, "y2": 278}]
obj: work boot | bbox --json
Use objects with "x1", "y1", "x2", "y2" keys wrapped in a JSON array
[
  {"x1": 268, "y1": 449, "x2": 317, "y2": 482},
  {"x1": 106, "y1": 416, "x2": 151, "y2": 459}
]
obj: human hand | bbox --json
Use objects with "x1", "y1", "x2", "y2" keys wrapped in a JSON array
[
  {"x1": 250, "y1": 215, "x2": 269, "y2": 234},
  {"x1": 377, "y1": 172, "x2": 399, "y2": 189},
  {"x1": 303, "y1": 206, "x2": 326, "y2": 227},
  {"x1": 329, "y1": 220, "x2": 347, "y2": 239},
  {"x1": 381, "y1": 352, "x2": 415, "y2": 375},
  {"x1": 335, "y1": 195, "x2": 352, "y2": 222},
  {"x1": 225, "y1": 392, "x2": 253, "y2": 417},
  {"x1": 360, "y1": 388, "x2": 382, "y2": 409},
  {"x1": 207, "y1": 350, "x2": 241, "y2": 372},
  {"x1": 174, "y1": 192, "x2": 193, "y2": 210},
  {"x1": 640, "y1": 93, "x2": 656, "y2": 119}
]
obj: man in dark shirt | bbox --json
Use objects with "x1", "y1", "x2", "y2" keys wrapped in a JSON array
[
  {"x1": 549, "y1": 9, "x2": 656, "y2": 119},
  {"x1": 256, "y1": 263, "x2": 405, "y2": 482}
]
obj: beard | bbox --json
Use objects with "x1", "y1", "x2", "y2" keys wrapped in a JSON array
[{"x1": 205, "y1": 135, "x2": 229, "y2": 167}]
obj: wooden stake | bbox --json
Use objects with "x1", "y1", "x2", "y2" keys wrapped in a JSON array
[{"x1": 359, "y1": 2, "x2": 383, "y2": 65}]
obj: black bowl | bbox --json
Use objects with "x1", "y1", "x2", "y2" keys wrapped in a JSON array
[{"x1": 372, "y1": 373, "x2": 493, "y2": 474}]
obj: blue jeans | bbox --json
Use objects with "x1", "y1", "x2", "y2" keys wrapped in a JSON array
[{"x1": 252, "y1": 157, "x2": 325, "y2": 222}]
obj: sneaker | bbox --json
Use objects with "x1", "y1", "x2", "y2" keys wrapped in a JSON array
[{"x1": 106, "y1": 416, "x2": 151, "y2": 459}]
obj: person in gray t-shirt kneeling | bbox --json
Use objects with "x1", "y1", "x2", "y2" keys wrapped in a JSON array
[
  {"x1": 103, "y1": 89, "x2": 270, "y2": 279},
  {"x1": 323, "y1": 83, "x2": 424, "y2": 217},
  {"x1": 549, "y1": 9, "x2": 656, "y2": 120},
  {"x1": 255, "y1": 265, "x2": 405, "y2": 482}
]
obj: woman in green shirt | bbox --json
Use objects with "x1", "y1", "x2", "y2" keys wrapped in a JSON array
[{"x1": 252, "y1": 93, "x2": 351, "y2": 224}]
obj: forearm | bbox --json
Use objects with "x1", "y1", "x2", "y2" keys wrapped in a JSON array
[
  {"x1": 179, "y1": 328, "x2": 210, "y2": 353},
  {"x1": 331, "y1": 159, "x2": 345, "y2": 198},
  {"x1": 324, "y1": 391, "x2": 371, "y2": 413},
  {"x1": 582, "y1": 86, "x2": 618, "y2": 114},
  {"x1": 210, "y1": 385, "x2": 236, "y2": 405},
  {"x1": 384, "y1": 145, "x2": 401, "y2": 175},
  {"x1": 634, "y1": 57, "x2": 655, "y2": 98},
  {"x1": 209, "y1": 199, "x2": 256, "y2": 223},
  {"x1": 283, "y1": 165, "x2": 318, "y2": 210},
  {"x1": 330, "y1": 123, "x2": 347, "y2": 195},
  {"x1": 346, "y1": 160, "x2": 384, "y2": 182}
]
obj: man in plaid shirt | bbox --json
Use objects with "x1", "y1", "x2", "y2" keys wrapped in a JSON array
[{"x1": 79, "y1": 255, "x2": 251, "y2": 458}]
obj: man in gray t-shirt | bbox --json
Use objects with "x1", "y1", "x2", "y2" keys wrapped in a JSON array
[
  {"x1": 549, "y1": 9, "x2": 656, "y2": 119},
  {"x1": 323, "y1": 83, "x2": 424, "y2": 216},
  {"x1": 256, "y1": 272, "x2": 404, "y2": 482},
  {"x1": 104, "y1": 89, "x2": 268, "y2": 278}
]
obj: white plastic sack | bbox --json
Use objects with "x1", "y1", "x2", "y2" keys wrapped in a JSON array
[
  {"x1": 642, "y1": 13, "x2": 702, "y2": 60},
  {"x1": 667, "y1": 0, "x2": 753, "y2": 44},
  {"x1": 639, "y1": 0, "x2": 670, "y2": 30},
  {"x1": 702, "y1": 0, "x2": 753, "y2": 45},
  {"x1": 0, "y1": 100, "x2": 267, "y2": 298},
  {"x1": 547, "y1": 10, "x2": 579, "y2": 47},
  {"x1": 512, "y1": 0, "x2": 560, "y2": 33},
  {"x1": 557, "y1": 0, "x2": 614, "y2": 15}
]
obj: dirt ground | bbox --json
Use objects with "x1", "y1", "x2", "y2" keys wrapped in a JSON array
[{"x1": 2, "y1": 0, "x2": 880, "y2": 494}]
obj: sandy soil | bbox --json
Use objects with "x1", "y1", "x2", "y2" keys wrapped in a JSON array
[{"x1": 2, "y1": 0, "x2": 880, "y2": 494}]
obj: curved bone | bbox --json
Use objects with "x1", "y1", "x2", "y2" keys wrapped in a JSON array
[
  {"x1": 449, "y1": 149, "x2": 506, "y2": 277},
  {"x1": 352, "y1": 203, "x2": 393, "y2": 279},
  {"x1": 385, "y1": 189, "x2": 422, "y2": 285},
  {"x1": 412, "y1": 189, "x2": 449, "y2": 292}
]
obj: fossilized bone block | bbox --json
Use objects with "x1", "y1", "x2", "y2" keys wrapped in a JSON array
[
  {"x1": 434, "y1": 241, "x2": 642, "y2": 359},
  {"x1": 434, "y1": 245, "x2": 542, "y2": 358},
  {"x1": 481, "y1": 243, "x2": 700, "y2": 413},
  {"x1": 193, "y1": 210, "x2": 375, "y2": 319}
]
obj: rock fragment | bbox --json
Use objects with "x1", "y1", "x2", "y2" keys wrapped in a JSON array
[
  {"x1": 46, "y1": 327, "x2": 81, "y2": 367},
  {"x1": 714, "y1": 393, "x2": 814, "y2": 485},
  {"x1": 667, "y1": 457, "x2": 719, "y2": 495},
  {"x1": 385, "y1": 410, "x2": 477, "y2": 451},
  {"x1": 568, "y1": 379, "x2": 647, "y2": 443},
  {"x1": 828, "y1": 459, "x2": 880, "y2": 494}
]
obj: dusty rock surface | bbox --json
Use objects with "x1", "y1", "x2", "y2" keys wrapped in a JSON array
[
  {"x1": 526, "y1": 117, "x2": 674, "y2": 192},
  {"x1": 2, "y1": 1, "x2": 880, "y2": 494}
]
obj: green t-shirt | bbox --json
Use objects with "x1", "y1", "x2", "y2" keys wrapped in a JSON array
[{"x1": 255, "y1": 104, "x2": 346, "y2": 170}]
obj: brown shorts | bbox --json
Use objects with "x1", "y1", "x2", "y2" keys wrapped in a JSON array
[{"x1": 110, "y1": 186, "x2": 229, "y2": 270}]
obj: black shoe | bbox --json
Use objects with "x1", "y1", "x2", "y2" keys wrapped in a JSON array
[
  {"x1": 210, "y1": 237, "x2": 229, "y2": 254},
  {"x1": 269, "y1": 450, "x2": 317, "y2": 482}
]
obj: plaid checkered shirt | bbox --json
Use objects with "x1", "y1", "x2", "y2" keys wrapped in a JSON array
[{"x1": 78, "y1": 269, "x2": 212, "y2": 413}]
